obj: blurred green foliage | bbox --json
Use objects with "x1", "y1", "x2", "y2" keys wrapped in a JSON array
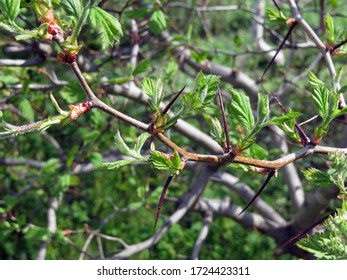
[{"x1": 0, "y1": 0, "x2": 346, "y2": 260}]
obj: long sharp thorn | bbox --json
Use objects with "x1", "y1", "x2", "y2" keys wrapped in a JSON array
[
  {"x1": 259, "y1": 22, "x2": 297, "y2": 83},
  {"x1": 330, "y1": 38, "x2": 347, "y2": 54},
  {"x1": 239, "y1": 170, "x2": 276, "y2": 216},
  {"x1": 217, "y1": 88, "x2": 232, "y2": 153},
  {"x1": 154, "y1": 175, "x2": 174, "y2": 230},
  {"x1": 162, "y1": 86, "x2": 186, "y2": 115},
  {"x1": 282, "y1": 210, "x2": 336, "y2": 247}
]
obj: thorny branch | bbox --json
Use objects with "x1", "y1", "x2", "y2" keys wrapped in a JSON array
[{"x1": 1, "y1": 1, "x2": 347, "y2": 260}]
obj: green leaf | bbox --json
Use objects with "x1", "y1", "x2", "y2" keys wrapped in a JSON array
[
  {"x1": 181, "y1": 72, "x2": 220, "y2": 115},
  {"x1": 338, "y1": 84, "x2": 347, "y2": 94},
  {"x1": 133, "y1": 59, "x2": 152, "y2": 75},
  {"x1": 194, "y1": 72, "x2": 220, "y2": 105},
  {"x1": 257, "y1": 93, "x2": 269, "y2": 124},
  {"x1": 0, "y1": 0, "x2": 20, "y2": 21},
  {"x1": 61, "y1": 0, "x2": 83, "y2": 19},
  {"x1": 4, "y1": 195, "x2": 17, "y2": 211},
  {"x1": 0, "y1": 21, "x2": 17, "y2": 32},
  {"x1": 248, "y1": 143, "x2": 268, "y2": 160},
  {"x1": 332, "y1": 106, "x2": 347, "y2": 119},
  {"x1": 325, "y1": 14, "x2": 335, "y2": 43},
  {"x1": 303, "y1": 168, "x2": 333, "y2": 186},
  {"x1": 314, "y1": 125, "x2": 329, "y2": 139},
  {"x1": 149, "y1": 10, "x2": 166, "y2": 35},
  {"x1": 25, "y1": 226, "x2": 50, "y2": 242},
  {"x1": 142, "y1": 77, "x2": 156, "y2": 99},
  {"x1": 88, "y1": 7, "x2": 123, "y2": 49},
  {"x1": 15, "y1": 32, "x2": 38, "y2": 41},
  {"x1": 235, "y1": 135, "x2": 256, "y2": 152},
  {"x1": 149, "y1": 150, "x2": 173, "y2": 170},
  {"x1": 42, "y1": 158, "x2": 60, "y2": 173},
  {"x1": 210, "y1": 117, "x2": 226, "y2": 146},
  {"x1": 133, "y1": 132, "x2": 150, "y2": 155},
  {"x1": 171, "y1": 150, "x2": 181, "y2": 170},
  {"x1": 114, "y1": 130, "x2": 141, "y2": 159},
  {"x1": 125, "y1": 8, "x2": 150, "y2": 19},
  {"x1": 265, "y1": 111, "x2": 302, "y2": 126},
  {"x1": 97, "y1": 159, "x2": 137, "y2": 170},
  {"x1": 312, "y1": 85, "x2": 329, "y2": 119},
  {"x1": 307, "y1": 70, "x2": 325, "y2": 86},
  {"x1": 52, "y1": 174, "x2": 71, "y2": 196},
  {"x1": 266, "y1": 8, "x2": 287, "y2": 24},
  {"x1": 149, "y1": 150, "x2": 182, "y2": 175},
  {"x1": 60, "y1": 81, "x2": 85, "y2": 103},
  {"x1": 153, "y1": 78, "x2": 164, "y2": 107},
  {"x1": 230, "y1": 88, "x2": 254, "y2": 134},
  {"x1": 19, "y1": 98, "x2": 35, "y2": 121},
  {"x1": 164, "y1": 61, "x2": 178, "y2": 80},
  {"x1": 90, "y1": 152, "x2": 103, "y2": 167}
]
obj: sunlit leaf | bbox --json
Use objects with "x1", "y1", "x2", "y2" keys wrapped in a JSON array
[
  {"x1": 230, "y1": 89, "x2": 254, "y2": 134},
  {"x1": 0, "y1": 0, "x2": 20, "y2": 21},
  {"x1": 88, "y1": 7, "x2": 122, "y2": 49}
]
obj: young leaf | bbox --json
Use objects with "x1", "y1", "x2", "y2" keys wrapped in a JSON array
[
  {"x1": 149, "y1": 151, "x2": 173, "y2": 170},
  {"x1": 142, "y1": 77, "x2": 156, "y2": 98},
  {"x1": 125, "y1": 8, "x2": 150, "y2": 19},
  {"x1": 114, "y1": 130, "x2": 141, "y2": 159},
  {"x1": 307, "y1": 70, "x2": 325, "y2": 86},
  {"x1": 149, "y1": 10, "x2": 166, "y2": 35},
  {"x1": 19, "y1": 98, "x2": 35, "y2": 121},
  {"x1": 230, "y1": 89, "x2": 254, "y2": 134},
  {"x1": 96, "y1": 159, "x2": 137, "y2": 170},
  {"x1": 133, "y1": 132, "x2": 150, "y2": 155},
  {"x1": 303, "y1": 168, "x2": 333, "y2": 186},
  {"x1": 88, "y1": 7, "x2": 123, "y2": 49},
  {"x1": 133, "y1": 59, "x2": 152, "y2": 75},
  {"x1": 257, "y1": 93, "x2": 269, "y2": 124},
  {"x1": 325, "y1": 14, "x2": 336, "y2": 43},
  {"x1": 210, "y1": 117, "x2": 226, "y2": 146},
  {"x1": 61, "y1": 0, "x2": 83, "y2": 20},
  {"x1": 312, "y1": 85, "x2": 329, "y2": 119},
  {"x1": 264, "y1": 111, "x2": 302, "y2": 126},
  {"x1": 0, "y1": 0, "x2": 20, "y2": 22},
  {"x1": 0, "y1": 21, "x2": 17, "y2": 32},
  {"x1": 266, "y1": 8, "x2": 288, "y2": 24},
  {"x1": 149, "y1": 150, "x2": 182, "y2": 175},
  {"x1": 194, "y1": 72, "x2": 220, "y2": 105},
  {"x1": 90, "y1": 152, "x2": 103, "y2": 167},
  {"x1": 153, "y1": 78, "x2": 164, "y2": 107}
]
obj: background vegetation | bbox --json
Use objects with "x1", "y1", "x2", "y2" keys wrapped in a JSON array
[{"x1": 0, "y1": 0, "x2": 346, "y2": 260}]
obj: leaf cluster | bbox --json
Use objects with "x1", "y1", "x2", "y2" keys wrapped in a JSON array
[
  {"x1": 307, "y1": 71, "x2": 347, "y2": 142},
  {"x1": 142, "y1": 72, "x2": 220, "y2": 132},
  {"x1": 297, "y1": 201, "x2": 347, "y2": 259},
  {"x1": 97, "y1": 131, "x2": 149, "y2": 171},
  {"x1": 229, "y1": 89, "x2": 301, "y2": 153}
]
